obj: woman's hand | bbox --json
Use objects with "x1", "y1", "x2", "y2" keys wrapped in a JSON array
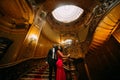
[{"x1": 67, "y1": 54, "x2": 70, "y2": 57}]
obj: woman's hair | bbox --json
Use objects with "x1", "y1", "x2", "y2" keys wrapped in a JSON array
[
  {"x1": 58, "y1": 46, "x2": 63, "y2": 52},
  {"x1": 54, "y1": 45, "x2": 63, "y2": 52}
]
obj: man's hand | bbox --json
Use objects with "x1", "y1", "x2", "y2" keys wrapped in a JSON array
[{"x1": 45, "y1": 61, "x2": 48, "y2": 64}]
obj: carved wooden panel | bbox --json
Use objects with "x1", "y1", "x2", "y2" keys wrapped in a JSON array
[{"x1": 0, "y1": 37, "x2": 13, "y2": 59}]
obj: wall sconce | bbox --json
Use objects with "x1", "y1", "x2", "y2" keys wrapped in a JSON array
[
  {"x1": 28, "y1": 34, "x2": 38, "y2": 44},
  {"x1": 23, "y1": 34, "x2": 38, "y2": 57}
]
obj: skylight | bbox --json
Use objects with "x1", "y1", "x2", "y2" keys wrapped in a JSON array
[{"x1": 52, "y1": 5, "x2": 84, "y2": 23}]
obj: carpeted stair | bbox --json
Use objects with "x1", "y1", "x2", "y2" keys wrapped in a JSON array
[
  {"x1": 18, "y1": 62, "x2": 55, "y2": 80},
  {"x1": 18, "y1": 61, "x2": 77, "y2": 80}
]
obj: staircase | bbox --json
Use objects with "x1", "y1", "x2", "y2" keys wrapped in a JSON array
[
  {"x1": 18, "y1": 63, "x2": 55, "y2": 80},
  {"x1": 18, "y1": 60, "x2": 77, "y2": 80}
]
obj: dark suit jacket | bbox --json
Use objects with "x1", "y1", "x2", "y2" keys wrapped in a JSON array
[{"x1": 46, "y1": 48, "x2": 57, "y2": 64}]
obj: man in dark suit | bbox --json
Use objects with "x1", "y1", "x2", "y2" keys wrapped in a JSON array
[{"x1": 46, "y1": 44, "x2": 58, "y2": 80}]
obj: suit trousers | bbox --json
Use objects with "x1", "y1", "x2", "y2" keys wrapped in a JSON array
[{"x1": 48, "y1": 59, "x2": 57, "y2": 80}]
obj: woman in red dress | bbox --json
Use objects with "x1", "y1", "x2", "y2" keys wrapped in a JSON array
[{"x1": 56, "y1": 46, "x2": 70, "y2": 80}]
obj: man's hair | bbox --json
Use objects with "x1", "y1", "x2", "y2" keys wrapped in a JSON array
[
  {"x1": 53, "y1": 44, "x2": 57, "y2": 47},
  {"x1": 54, "y1": 45, "x2": 58, "y2": 53}
]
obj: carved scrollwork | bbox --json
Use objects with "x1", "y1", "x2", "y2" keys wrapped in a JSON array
[
  {"x1": 88, "y1": 0, "x2": 118, "y2": 33},
  {"x1": 63, "y1": 40, "x2": 84, "y2": 59}
]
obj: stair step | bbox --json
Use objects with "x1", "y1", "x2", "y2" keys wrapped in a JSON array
[
  {"x1": 19, "y1": 77, "x2": 53, "y2": 80},
  {"x1": 18, "y1": 61, "x2": 76, "y2": 80}
]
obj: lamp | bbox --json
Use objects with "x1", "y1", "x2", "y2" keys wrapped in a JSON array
[{"x1": 29, "y1": 34, "x2": 37, "y2": 41}]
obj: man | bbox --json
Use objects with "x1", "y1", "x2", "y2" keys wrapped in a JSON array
[{"x1": 46, "y1": 44, "x2": 58, "y2": 80}]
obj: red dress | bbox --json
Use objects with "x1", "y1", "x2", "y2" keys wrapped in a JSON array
[{"x1": 56, "y1": 51, "x2": 66, "y2": 80}]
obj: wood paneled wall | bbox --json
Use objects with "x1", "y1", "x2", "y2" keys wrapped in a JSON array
[
  {"x1": 86, "y1": 36, "x2": 120, "y2": 80},
  {"x1": 34, "y1": 32, "x2": 55, "y2": 58},
  {"x1": 0, "y1": 30, "x2": 26, "y2": 64}
]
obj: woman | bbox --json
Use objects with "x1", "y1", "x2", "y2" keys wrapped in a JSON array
[{"x1": 56, "y1": 46, "x2": 70, "y2": 80}]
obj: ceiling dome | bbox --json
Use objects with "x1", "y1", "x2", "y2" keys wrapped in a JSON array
[{"x1": 52, "y1": 5, "x2": 84, "y2": 23}]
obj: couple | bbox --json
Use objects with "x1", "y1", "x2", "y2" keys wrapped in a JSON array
[{"x1": 46, "y1": 45, "x2": 70, "y2": 80}]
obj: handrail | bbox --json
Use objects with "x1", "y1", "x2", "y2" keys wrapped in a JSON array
[
  {"x1": 0, "y1": 57, "x2": 45, "y2": 80},
  {"x1": 0, "y1": 57, "x2": 44, "y2": 68},
  {"x1": 84, "y1": 0, "x2": 120, "y2": 50}
]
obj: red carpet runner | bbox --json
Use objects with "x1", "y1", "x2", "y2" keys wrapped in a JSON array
[
  {"x1": 18, "y1": 63, "x2": 55, "y2": 80},
  {"x1": 18, "y1": 61, "x2": 77, "y2": 80}
]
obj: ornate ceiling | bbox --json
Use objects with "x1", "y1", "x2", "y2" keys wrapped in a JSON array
[
  {"x1": 0, "y1": 0, "x2": 34, "y2": 33},
  {"x1": 0, "y1": 0, "x2": 120, "y2": 53},
  {"x1": 44, "y1": 0, "x2": 99, "y2": 33}
]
